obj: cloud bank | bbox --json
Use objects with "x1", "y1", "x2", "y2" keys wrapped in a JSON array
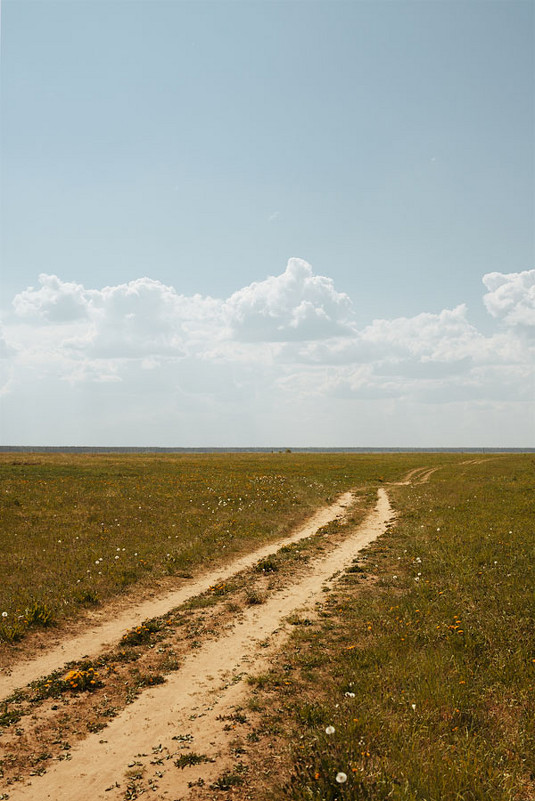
[{"x1": 1, "y1": 260, "x2": 534, "y2": 446}]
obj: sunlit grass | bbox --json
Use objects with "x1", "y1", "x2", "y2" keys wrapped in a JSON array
[
  {"x1": 247, "y1": 455, "x2": 534, "y2": 801},
  {"x1": 0, "y1": 451, "x2": 451, "y2": 643}
]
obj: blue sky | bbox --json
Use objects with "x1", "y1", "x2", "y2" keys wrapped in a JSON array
[{"x1": 1, "y1": 0, "x2": 533, "y2": 447}]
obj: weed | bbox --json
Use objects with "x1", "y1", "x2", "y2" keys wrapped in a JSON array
[
  {"x1": 120, "y1": 621, "x2": 161, "y2": 646},
  {"x1": 63, "y1": 666, "x2": 101, "y2": 692},
  {"x1": 174, "y1": 752, "x2": 213, "y2": 769},
  {"x1": 24, "y1": 600, "x2": 54, "y2": 627},
  {"x1": 0, "y1": 707, "x2": 22, "y2": 728},
  {"x1": 245, "y1": 589, "x2": 265, "y2": 605},
  {"x1": 0, "y1": 620, "x2": 26, "y2": 643},
  {"x1": 255, "y1": 557, "x2": 279, "y2": 573},
  {"x1": 210, "y1": 763, "x2": 248, "y2": 789},
  {"x1": 73, "y1": 589, "x2": 100, "y2": 606}
]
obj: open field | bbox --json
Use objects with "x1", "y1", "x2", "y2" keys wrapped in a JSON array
[
  {"x1": 0, "y1": 452, "x2": 449, "y2": 646},
  {"x1": 0, "y1": 453, "x2": 532, "y2": 800},
  {"x1": 242, "y1": 454, "x2": 534, "y2": 801}
]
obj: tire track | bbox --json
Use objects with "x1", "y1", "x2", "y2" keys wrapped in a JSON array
[
  {"x1": 6, "y1": 489, "x2": 394, "y2": 801},
  {"x1": 0, "y1": 492, "x2": 354, "y2": 700}
]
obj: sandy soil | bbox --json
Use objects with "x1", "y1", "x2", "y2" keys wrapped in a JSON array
[{"x1": 2, "y1": 488, "x2": 394, "y2": 800}]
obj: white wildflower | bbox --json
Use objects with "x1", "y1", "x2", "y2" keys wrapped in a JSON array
[{"x1": 325, "y1": 725, "x2": 335, "y2": 735}]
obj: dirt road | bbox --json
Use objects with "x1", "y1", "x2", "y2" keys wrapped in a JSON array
[
  {"x1": 2, "y1": 488, "x2": 394, "y2": 800},
  {"x1": 0, "y1": 491, "x2": 355, "y2": 700}
]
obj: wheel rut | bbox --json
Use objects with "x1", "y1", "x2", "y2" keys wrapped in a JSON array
[{"x1": 4, "y1": 489, "x2": 395, "y2": 800}]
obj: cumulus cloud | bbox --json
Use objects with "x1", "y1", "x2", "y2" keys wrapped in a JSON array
[
  {"x1": 224, "y1": 258, "x2": 356, "y2": 342},
  {"x1": 13, "y1": 274, "x2": 93, "y2": 322},
  {"x1": 483, "y1": 269, "x2": 535, "y2": 328},
  {"x1": 13, "y1": 275, "x2": 221, "y2": 359},
  {"x1": 2, "y1": 259, "x2": 534, "y2": 445}
]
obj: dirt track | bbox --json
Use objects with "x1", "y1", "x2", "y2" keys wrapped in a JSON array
[
  {"x1": 0, "y1": 491, "x2": 355, "y2": 700},
  {"x1": 2, "y1": 487, "x2": 394, "y2": 800}
]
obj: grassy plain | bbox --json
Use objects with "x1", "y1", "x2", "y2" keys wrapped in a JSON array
[
  {"x1": 0, "y1": 452, "x2": 532, "y2": 799},
  {"x1": 0, "y1": 451, "x2": 450, "y2": 644},
  {"x1": 243, "y1": 455, "x2": 534, "y2": 801}
]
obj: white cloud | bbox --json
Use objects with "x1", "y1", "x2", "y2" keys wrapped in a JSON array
[
  {"x1": 483, "y1": 269, "x2": 535, "y2": 328},
  {"x1": 13, "y1": 274, "x2": 93, "y2": 322},
  {"x1": 224, "y1": 258, "x2": 356, "y2": 342},
  {"x1": 13, "y1": 275, "x2": 222, "y2": 359},
  {"x1": 2, "y1": 260, "x2": 534, "y2": 446}
]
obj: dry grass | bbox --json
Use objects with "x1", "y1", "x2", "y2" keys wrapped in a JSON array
[
  {"x1": 0, "y1": 451, "x2": 444, "y2": 644},
  {"x1": 238, "y1": 455, "x2": 534, "y2": 801}
]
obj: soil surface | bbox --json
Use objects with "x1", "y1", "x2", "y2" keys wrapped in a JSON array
[{"x1": 1, "y1": 486, "x2": 395, "y2": 800}]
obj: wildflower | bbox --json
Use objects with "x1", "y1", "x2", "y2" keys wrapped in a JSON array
[
  {"x1": 336, "y1": 772, "x2": 348, "y2": 784},
  {"x1": 1, "y1": 612, "x2": 7, "y2": 618},
  {"x1": 411, "y1": 703, "x2": 416, "y2": 710},
  {"x1": 325, "y1": 725, "x2": 335, "y2": 735}
]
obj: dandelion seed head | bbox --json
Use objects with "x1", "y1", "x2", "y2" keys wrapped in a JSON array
[
  {"x1": 336, "y1": 772, "x2": 347, "y2": 784},
  {"x1": 325, "y1": 725, "x2": 335, "y2": 735}
]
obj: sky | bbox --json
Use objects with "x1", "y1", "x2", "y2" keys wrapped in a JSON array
[{"x1": 0, "y1": 0, "x2": 533, "y2": 448}]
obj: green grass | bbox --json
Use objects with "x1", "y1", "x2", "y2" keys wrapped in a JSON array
[
  {"x1": 0, "y1": 451, "x2": 456, "y2": 643},
  {"x1": 248, "y1": 455, "x2": 534, "y2": 801},
  {"x1": 0, "y1": 452, "x2": 532, "y2": 798}
]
